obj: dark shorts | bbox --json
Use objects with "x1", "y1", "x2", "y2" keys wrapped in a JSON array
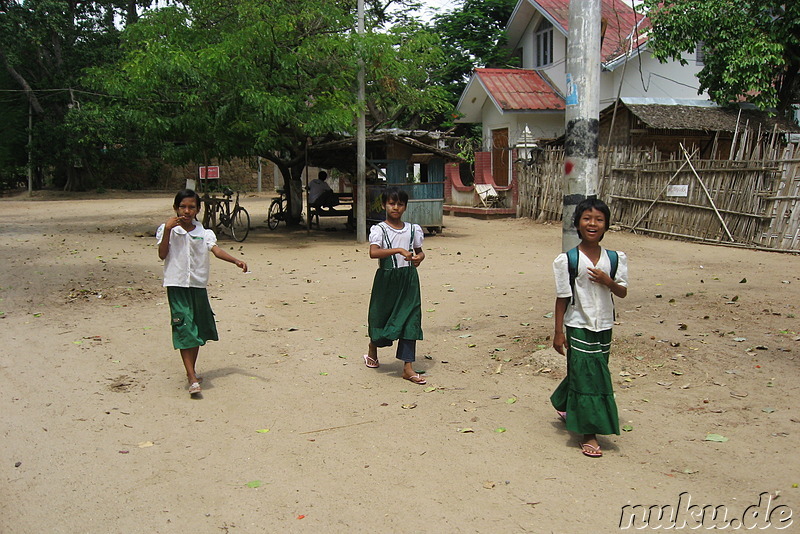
[{"x1": 167, "y1": 286, "x2": 219, "y2": 350}]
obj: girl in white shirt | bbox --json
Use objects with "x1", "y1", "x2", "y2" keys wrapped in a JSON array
[
  {"x1": 157, "y1": 189, "x2": 248, "y2": 395},
  {"x1": 551, "y1": 197, "x2": 628, "y2": 457},
  {"x1": 363, "y1": 188, "x2": 426, "y2": 384}
]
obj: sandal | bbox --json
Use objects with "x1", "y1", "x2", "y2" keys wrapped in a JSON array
[
  {"x1": 556, "y1": 410, "x2": 567, "y2": 423},
  {"x1": 188, "y1": 382, "x2": 202, "y2": 394},
  {"x1": 363, "y1": 354, "x2": 379, "y2": 368},
  {"x1": 403, "y1": 373, "x2": 427, "y2": 385},
  {"x1": 580, "y1": 443, "x2": 602, "y2": 458}
]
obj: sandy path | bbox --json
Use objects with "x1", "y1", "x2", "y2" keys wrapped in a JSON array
[{"x1": 1, "y1": 192, "x2": 798, "y2": 533}]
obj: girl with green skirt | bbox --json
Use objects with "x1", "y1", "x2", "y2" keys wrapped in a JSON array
[
  {"x1": 551, "y1": 197, "x2": 628, "y2": 457},
  {"x1": 364, "y1": 187, "x2": 426, "y2": 384}
]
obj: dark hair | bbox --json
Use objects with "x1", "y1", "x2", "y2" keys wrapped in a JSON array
[
  {"x1": 382, "y1": 187, "x2": 409, "y2": 205},
  {"x1": 174, "y1": 188, "x2": 202, "y2": 209},
  {"x1": 573, "y1": 196, "x2": 610, "y2": 240},
  {"x1": 318, "y1": 170, "x2": 328, "y2": 180}
]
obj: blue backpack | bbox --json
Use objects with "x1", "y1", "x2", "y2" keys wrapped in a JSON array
[{"x1": 566, "y1": 246, "x2": 618, "y2": 305}]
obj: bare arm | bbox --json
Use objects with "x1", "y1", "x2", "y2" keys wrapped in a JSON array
[
  {"x1": 369, "y1": 243, "x2": 413, "y2": 261},
  {"x1": 211, "y1": 245, "x2": 248, "y2": 272},
  {"x1": 552, "y1": 297, "x2": 570, "y2": 355},
  {"x1": 157, "y1": 218, "x2": 181, "y2": 260},
  {"x1": 410, "y1": 247, "x2": 425, "y2": 267}
]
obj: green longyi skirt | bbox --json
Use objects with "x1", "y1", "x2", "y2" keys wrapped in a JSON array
[{"x1": 550, "y1": 327, "x2": 619, "y2": 435}]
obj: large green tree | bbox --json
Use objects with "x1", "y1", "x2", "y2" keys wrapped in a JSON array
[
  {"x1": 641, "y1": 0, "x2": 800, "y2": 116},
  {"x1": 0, "y1": 67, "x2": 28, "y2": 189},
  {"x1": 431, "y1": 0, "x2": 518, "y2": 106},
  {"x1": 0, "y1": 0, "x2": 152, "y2": 190},
  {"x1": 90, "y1": 0, "x2": 449, "y2": 218}
]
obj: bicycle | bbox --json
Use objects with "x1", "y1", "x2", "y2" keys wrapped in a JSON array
[
  {"x1": 205, "y1": 188, "x2": 250, "y2": 242},
  {"x1": 266, "y1": 188, "x2": 288, "y2": 230}
]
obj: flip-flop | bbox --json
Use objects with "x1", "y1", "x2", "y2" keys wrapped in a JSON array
[
  {"x1": 580, "y1": 443, "x2": 602, "y2": 458},
  {"x1": 188, "y1": 382, "x2": 202, "y2": 395},
  {"x1": 403, "y1": 373, "x2": 427, "y2": 385},
  {"x1": 363, "y1": 354, "x2": 379, "y2": 368},
  {"x1": 556, "y1": 410, "x2": 567, "y2": 423}
]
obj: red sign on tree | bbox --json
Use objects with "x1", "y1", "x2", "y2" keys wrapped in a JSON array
[{"x1": 199, "y1": 166, "x2": 220, "y2": 179}]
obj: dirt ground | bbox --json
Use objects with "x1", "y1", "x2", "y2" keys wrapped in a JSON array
[{"x1": 1, "y1": 191, "x2": 799, "y2": 533}]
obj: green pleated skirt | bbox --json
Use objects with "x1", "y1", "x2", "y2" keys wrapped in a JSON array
[
  {"x1": 550, "y1": 327, "x2": 619, "y2": 435},
  {"x1": 368, "y1": 266, "x2": 423, "y2": 347},
  {"x1": 167, "y1": 286, "x2": 219, "y2": 350}
]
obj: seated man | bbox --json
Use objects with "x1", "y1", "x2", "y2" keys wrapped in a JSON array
[{"x1": 308, "y1": 170, "x2": 337, "y2": 210}]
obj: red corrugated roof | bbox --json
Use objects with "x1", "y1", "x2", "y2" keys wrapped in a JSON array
[
  {"x1": 532, "y1": 0, "x2": 649, "y2": 62},
  {"x1": 477, "y1": 68, "x2": 565, "y2": 111}
]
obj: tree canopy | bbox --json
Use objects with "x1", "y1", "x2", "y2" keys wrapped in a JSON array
[
  {"x1": 0, "y1": 0, "x2": 450, "y2": 191},
  {"x1": 87, "y1": 0, "x2": 449, "y2": 189},
  {"x1": 0, "y1": 0, "x2": 154, "y2": 189},
  {"x1": 431, "y1": 0, "x2": 519, "y2": 106},
  {"x1": 1, "y1": 0, "x2": 514, "y2": 192},
  {"x1": 641, "y1": 0, "x2": 800, "y2": 116}
]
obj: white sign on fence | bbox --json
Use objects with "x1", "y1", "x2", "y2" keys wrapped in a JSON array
[{"x1": 666, "y1": 184, "x2": 689, "y2": 197}]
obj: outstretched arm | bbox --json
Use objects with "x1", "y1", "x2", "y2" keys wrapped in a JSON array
[{"x1": 211, "y1": 245, "x2": 248, "y2": 272}]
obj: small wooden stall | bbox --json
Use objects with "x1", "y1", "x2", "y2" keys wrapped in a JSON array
[{"x1": 307, "y1": 131, "x2": 463, "y2": 234}]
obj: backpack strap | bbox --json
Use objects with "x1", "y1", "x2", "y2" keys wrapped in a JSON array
[
  {"x1": 606, "y1": 249, "x2": 618, "y2": 280},
  {"x1": 606, "y1": 249, "x2": 618, "y2": 320},
  {"x1": 566, "y1": 246, "x2": 579, "y2": 305}
]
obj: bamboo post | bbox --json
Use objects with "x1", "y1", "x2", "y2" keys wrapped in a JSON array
[
  {"x1": 630, "y1": 148, "x2": 698, "y2": 231},
  {"x1": 681, "y1": 143, "x2": 735, "y2": 242}
]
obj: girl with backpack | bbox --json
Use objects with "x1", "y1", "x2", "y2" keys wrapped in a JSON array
[{"x1": 551, "y1": 197, "x2": 628, "y2": 457}]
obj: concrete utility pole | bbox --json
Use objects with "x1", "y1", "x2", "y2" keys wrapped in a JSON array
[
  {"x1": 356, "y1": 0, "x2": 367, "y2": 243},
  {"x1": 562, "y1": 0, "x2": 602, "y2": 252},
  {"x1": 27, "y1": 102, "x2": 33, "y2": 195}
]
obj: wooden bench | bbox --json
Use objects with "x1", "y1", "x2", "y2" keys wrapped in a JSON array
[{"x1": 309, "y1": 193, "x2": 354, "y2": 229}]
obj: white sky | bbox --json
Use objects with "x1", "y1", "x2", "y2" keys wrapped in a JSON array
[{"x1": 413, "y1": 0, "x2": 462, "y2": 21}]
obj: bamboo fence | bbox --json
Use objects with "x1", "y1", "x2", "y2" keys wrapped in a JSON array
[{"x1": 516, "y1": 139, "x2": 800, "y2": 252}]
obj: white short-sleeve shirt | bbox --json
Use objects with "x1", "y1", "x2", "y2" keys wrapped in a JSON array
[
  {"x1": 553, "y1": 248, "x2": 628, "y2": 332},
  {"x1": 369, "y1": 221, "x2": 424, "y2": 268},
  {"x1": 308, "y1": 178, "x2": 332, "y2": 204},
  {"x1": 156, "y1": 221, "x2": 217, "y2": 287}
]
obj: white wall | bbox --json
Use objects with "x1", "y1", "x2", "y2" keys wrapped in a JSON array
[
  {"x1": 519, "y1": 14, "x2": 568, "y2": 90},
  {"x1": 517, "y1": 15, "x2": 706, "y2": 104},
  {"x1": 607, "y1": 51, "x2": 706, "y2": 102},
  {"x1": 481, "y1": 99, "x2": 564, "y2": 149}
]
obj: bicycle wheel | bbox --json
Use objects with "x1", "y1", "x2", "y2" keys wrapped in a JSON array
[
  {"x1": 230, "y1": 207, "x2": 250, "y2": 242},
  {"x1": 267, "y1": 199, "x2": 283, "y2": 230}
]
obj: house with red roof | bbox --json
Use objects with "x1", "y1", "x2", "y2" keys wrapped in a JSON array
[{"x1": 454, "y1": 0, "x2": 709, "y2": 190}]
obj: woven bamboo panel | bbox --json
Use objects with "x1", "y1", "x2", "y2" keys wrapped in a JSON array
[{"x1": 515, "y1": 138, "x2": 800, "y2": 252}]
